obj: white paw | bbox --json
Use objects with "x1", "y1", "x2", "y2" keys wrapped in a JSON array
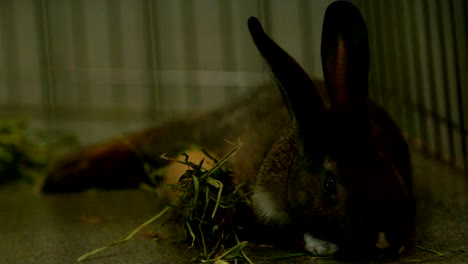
[{"x1": 303, "y1": 233, "x2": 339, "y2": 255}]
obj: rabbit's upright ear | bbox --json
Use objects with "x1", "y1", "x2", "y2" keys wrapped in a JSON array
[
  {"x1": 248, "y1": 17, "x2": 327, "y2": 151},
  {"x1": 321, "y1": 1, "x2": 369, "y2": 113}
]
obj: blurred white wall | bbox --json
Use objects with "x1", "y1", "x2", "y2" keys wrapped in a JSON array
[{"x1": 0, "y1": 0, "x2": 465, "y2": 170}]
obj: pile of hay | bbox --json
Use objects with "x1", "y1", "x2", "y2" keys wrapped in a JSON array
[{"x1": 79, "y1": 143, "x2": 254, "y2": 263}]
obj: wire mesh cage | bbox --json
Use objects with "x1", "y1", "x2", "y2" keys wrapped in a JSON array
[{"x1": 0, "y1": 0, "x2": 466, "y2": 173}]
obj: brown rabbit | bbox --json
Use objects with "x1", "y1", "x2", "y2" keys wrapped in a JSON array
[{"x1": 42, "y1": 1, "x2": 415, "y2": 258}]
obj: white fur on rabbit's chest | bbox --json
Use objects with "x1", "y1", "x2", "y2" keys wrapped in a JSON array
[{"x1": 252, "y1": 187, "x2": 338, "y2": 256}]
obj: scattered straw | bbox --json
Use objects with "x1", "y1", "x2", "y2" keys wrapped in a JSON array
[
  {"x1": 402, "y1": 246, "x2": 466, "y2": 263},
  {"x1": 77, "y1": 206, "x2": 171, "y2": 262}
]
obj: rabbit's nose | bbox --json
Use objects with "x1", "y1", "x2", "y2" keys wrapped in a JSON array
[{"x1": 376, "y1": 231, "x2": 390, "y2": 249}]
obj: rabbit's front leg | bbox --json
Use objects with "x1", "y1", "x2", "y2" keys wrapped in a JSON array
[{"x1": 303, "y1": 233, "x2": 338, "y2": 255}]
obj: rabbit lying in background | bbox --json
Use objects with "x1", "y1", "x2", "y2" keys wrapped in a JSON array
[{"x1": 42, "y1": 1, "x2": 415, "y2": 258}]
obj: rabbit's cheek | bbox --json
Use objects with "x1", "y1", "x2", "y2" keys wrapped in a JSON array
[
  {"x1": 288, "y1": 171, "x2": 319, "y2": 207},
  {"x1": 252, "y1": 186, "x2": 290, "y2": 225},
  {"x1": 303, "y1": 233, "x2": 339, "y2": 255},
  {"x1": 291, "y1": 188, "x2": 309, "y2": 207}
]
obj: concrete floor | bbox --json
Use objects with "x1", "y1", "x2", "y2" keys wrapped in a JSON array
[{"x1": 0, "y1": 152, "x2": 466, "y2": 264}]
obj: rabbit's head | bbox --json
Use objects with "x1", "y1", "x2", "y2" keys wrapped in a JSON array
[{"x1": 248, "y1": 1, "x2": 415, "y2": 257}]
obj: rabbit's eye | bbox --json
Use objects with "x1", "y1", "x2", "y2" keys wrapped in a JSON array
[{"x1": 323, "y1": 170, "x2": 338, "y2": 200}]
